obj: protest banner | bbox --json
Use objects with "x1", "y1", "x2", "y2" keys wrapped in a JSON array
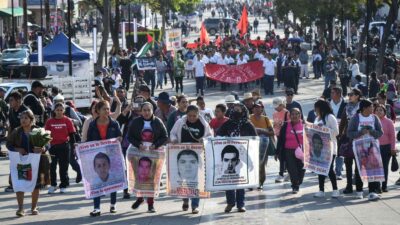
[
  {"x1": 353, "y1": 136, "x2": 385, "y2": 182},
  {"x1": 303, "y1": 124, "x2": 333, "y2": 176},
  {"x1": 166, "y1": 29, "x2": 182, "y2": 51},
  {"x1": 9, "y1": 152, "x2": 41, "y2": 192},
  {"x1": 204, "y1": 137, "x2": 259, "y2": 191},
  {"x1": 166, "y1": 144, "x2": 210, "y2": 198},
  {"x1": 126, "y1": 145, "x2": 166, "y2": 197},
  {"x1": 137, "y1": 57, "x2": 156, "y2": 70},
  {"x1": 204, "y1": 61, "x2": 264, "y2": 83},
  {"x1": 76, "y1": 138, "x2": 127, "y2": 199}
]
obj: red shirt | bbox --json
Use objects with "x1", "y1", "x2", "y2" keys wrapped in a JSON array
[
  {"x1": 209, "y1": 117, "x2": 229, "y2": 134},
  {"x1": 45, "y1": 116, "x2": 76, "y2": 145},
  {"x1": 97, "y1": 124, "x2": 108, "y2": 140}
]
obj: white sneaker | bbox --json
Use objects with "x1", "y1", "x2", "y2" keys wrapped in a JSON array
[
  {"x1": 60, "y1": 188, "x2": 67, "y2": 193},
  {"x1": 356, "y1": 191, "x2": 364, "y2": 199},
  {"x1": 368, "y1": 193, "x2": 380, "y2": 201},
  {"x1": 275, "y1": 175, "x2": 284, "y2": 183},
  {"x1": 314, "y1": 191, "x2": 325, "y2": 198},
  {"x1": 332, "y1": 190, "x2": 340, "y2": 198},
  {"x1": 284, "y1": 174, "x2": 290, "y2": 182},
  {"x1": 48, "y1": 186, "x2": 57, "y2": 194},
  {"x1": 336, "y1": 175, "x2": 343, "y2": 180}
]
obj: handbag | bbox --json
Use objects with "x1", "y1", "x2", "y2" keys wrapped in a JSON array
[
  {"x1": 291, "y1": 124, "x2": 304, "y2": 161},
  {"x1": 338, "y1": 135, "x2": 354, "y2": 158},
  {"x1": 267, "y1": 136, "x2": 277, "y2": 156},
  {"x1": 391, "y1": 156, "x2": 399, "y2": 172}
]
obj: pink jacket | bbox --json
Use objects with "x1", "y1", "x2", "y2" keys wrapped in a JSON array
[{"x1": 378, "y1": 116, "x2": 396, "y2": 150}]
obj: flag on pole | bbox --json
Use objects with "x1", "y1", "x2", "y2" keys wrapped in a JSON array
[
  {"x1": 146, "y1": 33, "x2": 154, "y2": 43},
  {"x1": 136, "y1": 34, "x2": 154, "y2": 57},
  {"x1": 200, "y1": 23, "x2": 210, "y2": 45},
  {"x1": 237, "y1": 6, "x2": 248, "y2": 37},
  {"x1": 215, "y1": 36, "x2": 222, "y2": 48}
]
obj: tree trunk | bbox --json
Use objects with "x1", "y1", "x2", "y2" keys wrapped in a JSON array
[
  {"x1": 22, "y1": 0, "x2": 28, "y2": 44},
  {"x1": 110, "y1": 0, "x2": 120, "y2": 52},
  {"x1": 356, "y1": 0, "x2": 376, "y2": 60},
  {"x1": 45, "y1": 0, "x2": 50, "y2": 32},
  {"x1": 327, "y1": 15, "x2": 334, "y2": 44},
  {"x1": 375, "y1": 0, "x2": 399, "y2": 75},
  {"x1": 97, "y1": 0, "x2": 110, "y2": 68}
]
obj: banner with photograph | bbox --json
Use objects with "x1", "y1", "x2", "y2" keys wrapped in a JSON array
[
  {"x1": 9, "y1": 151, "x2": 41, "y2": 193},
  {"x1": 205, "y1": 61, "x2": 264, "y2": 84},
  {"x1": 303, "y1": 124, "x2": 333, "y2": 176},
  {"x1": 353, "y1": 136, "x2": 385, "y2": 182},
  {"x1": 204, "y1": 137, "x2": 259, "y2": 191},
  {"x1": 137, "y1": 57, "x2": 157, "y2": 70},
  {"x1": 126, "y1": 145, "x2": 166, "y2": 197},
  {"x1": 76, "y1": 139, "x2": 127, "y2": 199},
  {"x1": 166, "y1": 29, "x2": 183, "y2": 51},
  {"x1": 166, "y1": 144, "x2": 210, "y2": 198}
]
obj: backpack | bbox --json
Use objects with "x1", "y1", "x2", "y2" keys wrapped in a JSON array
[{"x1": 358, "y1": 84, "x2": 368, "y2": 97}]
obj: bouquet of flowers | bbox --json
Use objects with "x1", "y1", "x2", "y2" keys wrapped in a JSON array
[{"x1": 30, "y1": 128, "x2": 52, "y2": 148}]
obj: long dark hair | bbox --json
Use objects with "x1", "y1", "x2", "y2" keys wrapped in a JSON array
[
  {"x1": 357, "y1": 99, "x2": 373, "y2": 114},
  {"x1": 314, "y1": 100, "x2": 333, "y2": 124}
]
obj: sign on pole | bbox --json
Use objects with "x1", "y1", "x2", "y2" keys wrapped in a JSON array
[
  {"x1": 134, "y1": 18, "x2": 138, "y2": 44},
  {"x1": 165, "y1": 29, "x2": 183, "y2": 51}
]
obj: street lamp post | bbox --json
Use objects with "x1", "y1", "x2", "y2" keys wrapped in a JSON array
[
  {"x1": 67, "y1": 0, "x2": 72, "y2": 76},
  {"x1": 128, "y1": 4, "x2": 131, "y2": 50},
  {"x1": 40, "y1": 0, "x2": 43, "y2": 31},
  {"x1": 366, "y1": 0, "x2": 371, "y2": 96},
  {"x1": 10, "y1": 0, "x2": 16, "y2": 48}
]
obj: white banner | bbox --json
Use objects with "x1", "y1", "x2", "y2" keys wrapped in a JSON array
[
  {"x1": 165, "y1": 29, "x2": 183, "y2": 51},
  {"x1": 167, "y1": 144, "x2": 210, "y2": 198},
  {"x1": 76, "y1": 138, "x2": 127, "y2": 199},
  {"x1": 9, "y1": 152, "x2": 41, "y2": 193},
  {"x1": 204, "y1": 137, "x2": 259, "y2": 191}
]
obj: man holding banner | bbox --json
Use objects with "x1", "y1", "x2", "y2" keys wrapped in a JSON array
[{"x1": 305, "y1": 100, "x2": 340, "y2": 199}]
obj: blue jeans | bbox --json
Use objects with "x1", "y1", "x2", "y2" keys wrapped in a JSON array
[
  {"x1": 335, "y1": 156, "x2": 344, "y2": 176},
  {"x1": 183, "y1": 198, "x2": 200, "y2": 208},
  {"x1": 195, "y1": 76, "x2": 205, "y2": 95},
  {"x1": 157, "y1": 71, "x2": 165, "y2": 88},
  {"x1": 93, "y1": 192, "x2": 117, "y2": 209},
  {"x1": 225, "y1": 189, "x2": 245, "y2": 208}
]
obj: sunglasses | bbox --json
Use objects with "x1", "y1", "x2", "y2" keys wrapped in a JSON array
[{"x1": 348, "y1": 93, "x2": 355, "y2": 96}]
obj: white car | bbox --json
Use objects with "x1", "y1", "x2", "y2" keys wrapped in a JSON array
[{"x1": 0, "y1": 82, "x2": 31, "y2": 102}]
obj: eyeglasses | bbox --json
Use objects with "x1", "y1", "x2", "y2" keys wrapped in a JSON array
[
  {"x1": 348, "y1": 93, "x2": 354, "y2": 96},
  {"x1": 286, "y1": 94, "x2": 294, "y2": 96}
]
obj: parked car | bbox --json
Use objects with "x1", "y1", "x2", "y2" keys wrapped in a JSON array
[
  {"x1": 0, "y1": 48, "x2": 30, "y2": 77},
  {"x1": 0, "y1": 82, "x2": 31, "y2": 102},
  {"x1": 203, "y1": 18, "x2": 237, "y2": 36}
]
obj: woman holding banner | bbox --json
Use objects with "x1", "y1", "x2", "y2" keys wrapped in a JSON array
[
  {"x1": 86, "y1": 100, "x2": 122, "y2": 216},
  {"x1": 276, "y1": 108, "x2": 305, "y2": 194},
  {"x1": 374, "y1": 104, "x2": 396, "y2": 193},
  {"x1": 170, "y1": 105, "x2": 213, "y2": 214},
  {"x1": 312, "y1": 100, "x2": 340, "y2": 198},
  {"x1": 128, "y1": 102, "x2": 168, "y2": 213},
  {"x1": 347, "y1": 99, "x2": 383, "y2": 201},
  {"x1": 217, "y1": 103, "x2": 257, "y2": 213},
  {"x1": 7, "y1": 110, "x2": 48, "y2": 217}
]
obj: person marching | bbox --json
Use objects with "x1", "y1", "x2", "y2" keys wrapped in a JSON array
[
  {"x1": 276, "y1": 108, "x2": 305, "y2": 194},
  {"x1": 128, "y1": 102, "x2": 168, "y2": 213},
  {"x1": 7, "y1": 110, "x2": 48, "y2": 216},
  {"x1": 312, "y1": 100, "x2": 340, "y2": 198},
  {"x1": 347, "y1": 99, "x2": 383, "y2": 200},
  {"x1": 170, "y1": 105, "x2": 213, "y2": 214},
  {"x1": 45, "y1": 103, "x2": 77, "y2": 194},
  {"x1": 217, "y1": 103, "x2": 257, "y2": 213},
  {"x1": 86, "y1": 100, "x2": 122, "y2": 216}
]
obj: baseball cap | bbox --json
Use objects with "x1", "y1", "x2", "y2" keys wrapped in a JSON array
[
  {"x1": 31, "y1": 81, "x2": 46, "y2": 89},
  {"x1": 53, "y1": 94, "x2": 65, "y2": 102},
  {"x1": 157, "y1": 92, "x2": 171, "y2": 104},
  {"x1": 254, "y1": 100, "x2": 264, "y2": 108},
  {"x1": 139, "y1": 85, "x2": 150, "y2": 93}
]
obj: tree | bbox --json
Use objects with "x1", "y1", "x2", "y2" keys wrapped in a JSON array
[
  {"x1": 375, "y1": 0, "x2": 399, "y2": 75},
  {"x1": 110, "y1": 0, "x2": 121, "y2": 52},
  {"x1": 22, "y1": 0, "x2": 28, "y2": 44},
  {"x1": 45, "y1": 0, "x2": 50, "y2": 32}
]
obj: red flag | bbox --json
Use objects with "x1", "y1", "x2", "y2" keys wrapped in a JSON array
[
  {"x1": 215, "y1": 36, "x2": 222, "y2": 47},
  {"x1": 200, "y1": 23, "x2": 210, "y2": 45},
  {"x1": 146, "y1": 33, "x2": 154, "y2": 43},
  {"x1": 236, "y1": 6, "x2": 248, "y2": 37}
]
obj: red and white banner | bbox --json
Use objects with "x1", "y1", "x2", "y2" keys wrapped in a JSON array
[{"x1": 205, "y1": 61, "x2": 264, "y2": 83}]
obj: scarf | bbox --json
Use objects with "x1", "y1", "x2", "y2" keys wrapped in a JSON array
[
  {"x1": 346, "y1": 102, "x2": 359, "y2": 120},
  {"x1": 228, "y1": 104, "x2": 249, "y2": 137}
]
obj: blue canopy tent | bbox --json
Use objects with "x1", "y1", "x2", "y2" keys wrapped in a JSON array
[{"x1": 30, "y1": 33, "x2": 90, "y2": 62}]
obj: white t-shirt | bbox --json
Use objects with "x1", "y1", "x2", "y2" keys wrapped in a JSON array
[
  {"x1": 200, "y1": 108, "x2": 215, "y2": 123},
  {"x1": 194, "y1": 58, "x2": 206, "y2": 77},
  {"x1": 358, "y1": 114, "x2": 375, "y2": 131},
  {"x1": 236, "y1": 54, "x2": 250, "y2": 61},
  {"x1": 112, "y1": 74, "x2": 121, "y2": 89},
  {"x1": 263, "y1": 58, "x2": 276, "y2": 75},
  {"x1": 237, "y1": 58, "x2": 247, "y2": 65}
]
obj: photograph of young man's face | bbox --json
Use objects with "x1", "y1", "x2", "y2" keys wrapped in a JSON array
[{"x1": 177, "y1": 150, "x2": 199, "y2": 181}]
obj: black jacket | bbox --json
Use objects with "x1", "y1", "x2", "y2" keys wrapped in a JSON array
[
  {"x1": 127, "y1": 115, "x2": 168, "y2": 149},
  {"x1": 216, "y1": 119, "x2": 257, "y2": 137}
]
